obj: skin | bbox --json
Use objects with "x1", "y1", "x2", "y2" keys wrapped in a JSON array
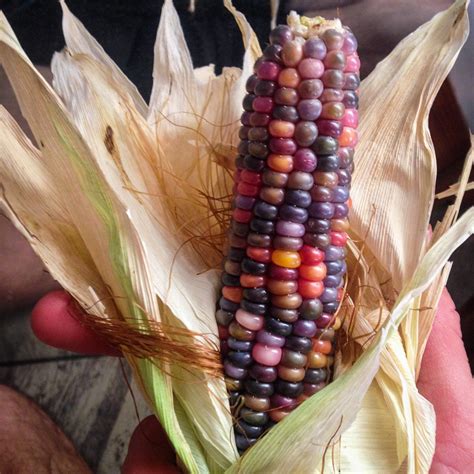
[{"x1": 30, "y1": 290, "x2": 473, "y2": 473}]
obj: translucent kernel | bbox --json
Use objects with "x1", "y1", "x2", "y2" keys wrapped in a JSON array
[
  {"x1": 339, "y1": 127, "x2": 358, "y2": 147},
  {"x1": 278, "y1": 68, "x2": 301, "y2": 88},
  {"x1": 271, "y1": 249, "x2": 301, "y2": 268},
  {"x1": 269, "y1": 120, "x2": 295, "y2": 138},
  {"x1": 252, "y1": 343, "x2": 282, "y2": 366},
  {"x1": 299, "y1": 263, "x2": 327, "y2": 281},
  {"x1": 298, "y1": 279, "x2": 324, "y2": 299}
]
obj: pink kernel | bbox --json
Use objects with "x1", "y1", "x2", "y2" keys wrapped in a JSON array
[
  {"x1": 344, "y1": 54, "x2": 360, "y2": 73},
  {"x1": 252, "y1": 343, "x2": 282, "y2": 366},
  {"x1": 257, "y1": 61, "x2": 281, "y2": 81},
  {"x1": 297, "y1": 58, "x2": 324, "y2": 79},
  {"x1": 330, "y1": 231, "x2": 348, "y2": 246},
  {"x1": 253, "y1": 96, "x2": 274, "y2": 114},
  {"x1": 236, "y1": 309, "x2": 265, "y2": 331},
  {"x1": 341, "y1": 109, "x2": 358, "y2": 128}
]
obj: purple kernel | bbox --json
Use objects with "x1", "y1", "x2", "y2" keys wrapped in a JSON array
[
  {"x1": 250, "y1": 112, "x2": 271, "y2": 127},
  {"x1": 337, "y1": 169, "x2": 352, "y2": 186},
  {"x1": 234, "y1": 194, "x2": 256, "y2": 210},
  {"x1": 324, "y1": 245, "x2": 345, "y2": 261},
  {"x1": 332, "y1": 186, "x2": 350, "y2": 203},
  {"x1": 305, "y1": 218, "x2": 330, "y2": 233},
  {"x1": 297, "y1": 99, "x2": 322, "y2": 121},
  {"x1": 269, "y1": 264, "x2": 299, "y2": 280},
  {"x1": 317, "y1": 119, "x2": 343, "y2": 138},
  {"x1": 338, "y1": 147, "x2": 354, "y2": 167},
  {"x1": 263, "y1": 44, "x2": 283, "y2": 63},
  {"x1": 241, "y1": 112, "x2": 251, "y2": 126},
  {"x1": 224, "y1": 361, "x2": 247, "y2": 380},
  {"x1": 293, "y1": 319, "x2": 317, "y2": 337},
  {"x1": 333, "y1": 203, "x2": 349, "y2": 218},
  {"x1": 269, "y1": 137, "x2": 297, "y2": 155},
  {"x1": 342, "y1": 31, "x2": 358, "y2": 54},
  {"x1": 270, "y1": 25, "x2": 294, "y2": 46},
  {"x1": 293, "y1": 148, "x2": 317, "y2": 172},
  {"x1": 323, "y1": 273, "x2": 343, "y2": 288},
  {"x1": 279, "y1": 204, "x2": 308, "y2": 224},
  {"x1": 256, "y1": 329, "x2": 286, "y2": 347},
  {"x1": 252, "y1": 96, "x2": 274, "y2": 114},
  {"x1": 308, "y1": 202, "x2": 335, "y2": 219},
  {"x1": 320, "y1": 287, "x2": 339, "y2": 303},
  {"x1": 271, "y1": 394, "x2": 298, "y2": 409},
  {"x1": 257, "y1": 61, "x2": 281, "y2": 81},
  {"x1": 303, "y1": 37, "x2": 327, "y2": 60},
  {"x1": 315, "y1": 313, "x2": 334, "y2": 328},
  {"x1": 249, "y1": 364, "x2": 278, "y2": 382},
  {"x1": 276, "y1": 220, "x2": 306, "y2": 238},
  {"x1": 246, "y1": 74, "x2": 258, "y2": 93},
  {"x1": 344, "y1": 72, "x2": 360, "y2": 91}
]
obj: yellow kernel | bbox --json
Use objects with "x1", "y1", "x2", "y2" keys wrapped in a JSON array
[
  {"x1": 271, "y1": 250, "x2": 301, "y2": 269},
  {"x1": 332, "y1": 316, "x2": 342, "y2": 330}
]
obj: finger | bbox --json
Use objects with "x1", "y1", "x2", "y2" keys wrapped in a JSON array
[
  {"x1": 123, "y1": 416, "x2": 179, "y2": 474},
  {"x1": 31, "y1": 290, "x2": 121, "y2": 356},
  {"x1": 417, "y1": 289, "x2": 474, "y2": 472}
]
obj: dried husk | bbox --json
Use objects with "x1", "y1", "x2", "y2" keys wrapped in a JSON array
[{"x1": 0, "y1": 1, "x2": 472, "y2": 473}]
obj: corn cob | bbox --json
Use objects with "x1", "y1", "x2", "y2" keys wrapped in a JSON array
[{"x1": 217, "y1": 15, "x2": 359, "y2": 452}]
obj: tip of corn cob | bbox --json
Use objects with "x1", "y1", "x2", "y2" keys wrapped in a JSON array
[{"x1": 287, "y1": 11, "x2": 344, "y2": 38}]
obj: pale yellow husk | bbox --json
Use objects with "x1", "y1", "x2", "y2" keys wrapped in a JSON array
[{"x1": 0, "y1": 1, "x2": 472, "y2": 473}]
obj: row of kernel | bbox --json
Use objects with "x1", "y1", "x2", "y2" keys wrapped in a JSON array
[
  {"x1": 235, "y1": 26, "x2": 327, "y2": 446},
  {"x1": 219, "y1": 75, "x2": 268, "y2": 405},
  {"x1": 304, "y1": 27, "x2": 359, "y2": 402}
]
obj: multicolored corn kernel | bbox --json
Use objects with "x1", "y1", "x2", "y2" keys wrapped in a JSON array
[{"x1": 216, "y1": 14, "x2": 359, "y2": 452}]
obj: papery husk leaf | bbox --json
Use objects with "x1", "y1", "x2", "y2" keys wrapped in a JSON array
[
  {"x1": 0, "y1": 12, "x2": 138, "y2": 322},
  {"x1": 340, "y1": 239, "x2": 435, "y2": 474},
  {"x1": 340, "y1": 384, "x2": 400, "y2": 472},
  {"x1": 0, "y1": 15, "x2": 207, "y2": 473},
  {"x1": 436, "y1": 181, "x2": 474, "y2": 199},
  {"x1": 0, "y1": 107, "x2": 116, "y2": 322},
  {"x1": 410, "y1": 135, "x2": 474, "y2": 377},
  {"x1": 59, "y1": 0, "x2": 148, "y2": 116},
  {"x1": 51, "y1": 44, "x2": 238, "y2": 470},
  {"x1": 351, "y1": 0, "x2": 470, "y2": 291},
  {"x1": 147, "y1": 0, "x2": 258, "y2": 268},
  {"x1": 230, "y1": 208, "x2": 473, "y2": 474}
]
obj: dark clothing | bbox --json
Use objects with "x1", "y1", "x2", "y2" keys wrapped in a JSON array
[{"x1": 3, "y1": 0, "x2": 283, "y2": 100}]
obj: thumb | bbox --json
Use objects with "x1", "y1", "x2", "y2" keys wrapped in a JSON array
[
  {"x1": 123, "y1": 416, "x2": 179, "y2": 474},
  {"x1": 417, "y1": 289, "x2": 474, "y2": 472}
]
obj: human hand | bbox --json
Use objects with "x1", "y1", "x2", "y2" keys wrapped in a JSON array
[
  {"x1": 32, "y1": 289, "x2": 474, "y2": 472},
  {"x1": 31, "y1": 291, "x2": 179, "y2": 474},
  {"x1": 417, "y1": 289, "x2": 474, "y2": 473}
]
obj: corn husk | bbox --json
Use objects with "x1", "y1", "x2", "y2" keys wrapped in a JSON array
[{"x1": 0, "y1": 0, "x2": 472, "y2": 472}]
